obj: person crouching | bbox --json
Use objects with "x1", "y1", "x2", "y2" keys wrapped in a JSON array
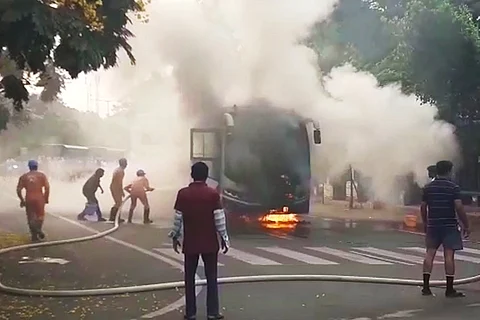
[
  {"x1": 124, "y1": 170, "x2": 154, "y2": 224},
  {"x1": 77, "y1": 168, "x2": 106, "y2": 222}
]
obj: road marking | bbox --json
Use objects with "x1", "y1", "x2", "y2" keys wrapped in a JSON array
[
  {"x1": 377, "y1": 309, "x2": 423, "y2": 319},
  {"x1": 18, "y1": 257, "x2": 70, "y2": 265},
  {"x1": 306, "y1": 247, "x2": 392, "y2": 265},
  {"x1": 461, "y1": 247, "x2": 480, "y2": 256},
  {"x1": 152, "y1": 248, "x2": 224, "y2": 266},
  {"x1": 226, "y1": 248, "x2": 281, "y2": 265},
  {"x1": 56, "y1": 215, "x2": 184, "y2": 268},
  {"x1": 268, "y1": 232, "x2": 294, "y2": 241},
  {"x1": 467, "y1": 303, "x2": 480, "y2": 307},
  {"x1": 401, "y1": 247, "x2": 480, "y2": 264},
  {"x1": 349, "y1": 250, "x2": 414, "y2": 266},
  {"x1": 45, "y1": 212, "x2": 201, "y2": 319},
  {"x1": 397, "y1": 229, "x2": 425, "y2": 236},
  {"x1": 257, "y1": 247, "x2": 338, "y2": 265},
  {"x1": 354, "y1": 247, "x2": 441, "y2": 264},
  {"x1": 0, "y1": 188, "x2": 200, "y2": 319},
  {"x1": 150, "y1": 222, "x2": 172, "y2": 229}
]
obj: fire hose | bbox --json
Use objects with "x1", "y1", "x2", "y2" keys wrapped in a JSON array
[{"x1": 1, "y1": 196, "x2": 480, "y2": 297}]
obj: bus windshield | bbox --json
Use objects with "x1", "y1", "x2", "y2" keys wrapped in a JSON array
[{"x1": 224, "y1": 110, "x2": 310, "y2": 191}]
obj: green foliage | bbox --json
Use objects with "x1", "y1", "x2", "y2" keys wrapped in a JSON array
[
  {"x1": 453, "y1": 0, "x2": 480, "y2": 18},
  {"x1": 313, "y1": 0, "x2": 480, "y2": 123},
  {"x1": 0, "y1": 0, "x2": 145, "y2": 121},
  {"x1": 310, "y1": 0, "x2": 480, "y2": 189},
  {"x1": 393, "y1": 0, "x2": 480, "y2": 121},
  {"x1": 0, "y1": 103, "x2": 9, "y2": 130},
  {"x1": 309, "y1": 0, "x2": 400, "y2": 75}
]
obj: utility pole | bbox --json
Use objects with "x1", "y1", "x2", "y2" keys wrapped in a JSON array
[
  {"x1": 85, "y1": 75, "x2": 90, "y2": 112},
  {"x1": 96, "y1": 99, "x2": 113, "y2": 116},
  {"x1": 95, "y1": 73, "x2": 100, "y2": 115},
  {"x1": 349, "y1": 165, "x2": 354, "y2": 209}
]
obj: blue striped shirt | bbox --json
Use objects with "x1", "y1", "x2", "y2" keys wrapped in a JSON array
[{"x1": 422, "y1": 177, "x2": 460, "y2": 228}]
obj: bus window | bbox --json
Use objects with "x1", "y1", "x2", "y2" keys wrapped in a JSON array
[
  {"x1": 190, "y1": 129, "x2": 220, "y2": 160},
  {"x1": 190, "y1": 129, "x2": 221, "y2": 182}
]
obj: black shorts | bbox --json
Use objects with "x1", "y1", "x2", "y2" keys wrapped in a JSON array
[{"x1": 426, "y1": 227, "x2": 463, "y2": 251}]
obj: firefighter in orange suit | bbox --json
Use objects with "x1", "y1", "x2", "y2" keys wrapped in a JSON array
[
  {"x1": 16, "y1": 160, "x2": 50, "y2": 242},
  {"x1": 124, "y1": 169, "x2": 154, "y2": 224}
]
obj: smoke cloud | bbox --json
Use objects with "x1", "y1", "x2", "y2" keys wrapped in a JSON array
[{"x1": 66, "y1": 0, "x2": 457, "y2": 204}]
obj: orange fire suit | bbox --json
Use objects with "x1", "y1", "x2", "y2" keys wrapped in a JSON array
[
  {"x1": 126, "y1": 176, "x2": 152, "y2": 207},
  {"x1": 125, "y1": 176, "x2": 153, "y2": 223},
  {"x1": 17, "y1": 171, "x2": 50, "y2": 239}
]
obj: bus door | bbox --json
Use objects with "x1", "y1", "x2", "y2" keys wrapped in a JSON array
[{"x1": 190, "y1": 128, "x2": 222, "y2": 189}]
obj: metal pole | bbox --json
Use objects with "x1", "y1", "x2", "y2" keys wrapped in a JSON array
[
  {"x1": 95, "y1": 74, "x2": 100, "y2": 115},
  {"x1": 349, "y1": 165, "x2": 354, "y2": 209}
]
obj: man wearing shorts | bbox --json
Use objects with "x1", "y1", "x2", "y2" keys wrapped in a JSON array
[
  {"x1": 109, "y1": 158, "x2": 127, "y2": 223},
  {"x1": 421, "y1": 160, "x2": 470, "y2": 297},
  {"x1": 16, "y1": 160, "x2": 50, "y2": 242}
]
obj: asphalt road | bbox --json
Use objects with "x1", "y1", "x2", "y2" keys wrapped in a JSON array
[{"x1": 1, "y1": 179, "x2": 480, "y2": 319}]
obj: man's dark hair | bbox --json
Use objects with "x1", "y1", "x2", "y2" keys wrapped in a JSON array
[
  {"x1": 191, "y1": 162, "x2": 209, "y2": 181},
  {"x1": 28, "y1": 159, "x2": 38, "y2": 171},
  {"x1": 119, "y1": 158, "x2": 127, "y2": 167},
  {"x1": 427, "y1": 165, "x2": 437, "y2": 179},
  {"x1": 436, "y1": 160, "x2": 453, "y2": 176}
]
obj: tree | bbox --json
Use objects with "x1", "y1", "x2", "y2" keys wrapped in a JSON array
[
  {"x1": 312, "y1": 0, "x2": 480, "y2": 123},
  {"x1": 0, "y1": 0, "x2": 149, "y2": 129},
  {"x1": 453, "y1": 0, "x2": 480, "y2": 18},
  {"x1": 311, "y1": 0, "x2": 480, "y2": 190},
  {"x1": 398, "y1": 1, "x2": 480, "y2": 122},
  {"x1": 311, "y1": 0, "x2": 398, "y2": 71}
]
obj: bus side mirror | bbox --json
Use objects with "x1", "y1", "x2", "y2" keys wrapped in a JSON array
[{"x1": 313, "y1": 129, "x2": 321, "y2": 144}]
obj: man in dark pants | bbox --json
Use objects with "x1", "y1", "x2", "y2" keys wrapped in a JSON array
[
  {"x1": 78, "y1": 168, "x2": 106, "y2": 222},
  {"x1": 421, "y1": 160, "x2": 471, "y2": 297},
  {"x1": 168, "y1": 162, "x2": 229, "y2": 320}
]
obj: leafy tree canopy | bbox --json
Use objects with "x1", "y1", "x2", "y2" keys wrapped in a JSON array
[
  {"x1": 0, "y1": 0, "x2": 148, "y2": 129},
  {"x1": 312, "y1": 0, "x2": 480, "y2": 123}
]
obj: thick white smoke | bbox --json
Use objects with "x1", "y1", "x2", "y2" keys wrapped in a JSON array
[
  {"x1": 84, "y1": 0, "x2": 457, "y2": 203},
  {"x1": 316, "y1": 66, "x2": 458, "y2": 200}
]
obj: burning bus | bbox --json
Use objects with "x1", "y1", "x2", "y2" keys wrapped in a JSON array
[{"x1": 189, "y1": 104, "x2": 321, "y2": 225}]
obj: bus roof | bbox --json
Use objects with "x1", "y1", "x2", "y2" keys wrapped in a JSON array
[
  {"x1": 89, "y1": 146, "x2": 126, "y2": 152},
  {"x1": 63, "y1": 144, "x2": 89, "y2": 150},
  {"x1": 42, "y1": 144, "x2": 89, "y2": 150},
  {"x1": 223, "y1": 103, "x2": 305, "y2": 120}
]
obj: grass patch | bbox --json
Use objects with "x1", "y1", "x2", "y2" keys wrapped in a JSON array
[{"x1": 0, "y1": 233, "x2": 30, "y2": 249}]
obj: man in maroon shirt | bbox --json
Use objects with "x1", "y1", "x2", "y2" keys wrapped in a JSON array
[{"x1": 168, "y1": 162, "x2": 229, "y2": 320}]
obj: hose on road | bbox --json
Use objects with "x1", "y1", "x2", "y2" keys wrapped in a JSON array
[{"x1": 1, "y1": 196, "x2": 480, "y2": 297}]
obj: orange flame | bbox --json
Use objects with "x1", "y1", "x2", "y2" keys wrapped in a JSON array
[{"x1": 259, "y1": 213, "x2": 299, "y2": 229}]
